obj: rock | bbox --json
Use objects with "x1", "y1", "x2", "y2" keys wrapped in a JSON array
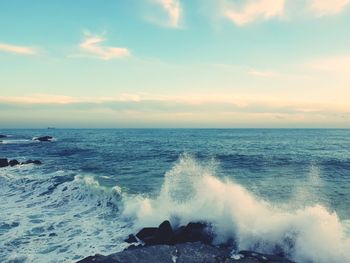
[
  {"x1": 49, "y1": 233, "x2": 57, "y2": 237},
  {"x1": 23, "y1": 160, "x2": 42, "y2": 165},
  {"x1": 125, "y1": 234, "x2": 138, "y2": 243},
  {"x1": 33, "y1": 136, "x2": 53, "y2": 142},
  {"x1": 135, "y1": 221, "x2": 212, "y2": 246},
  {"x1": 9, "y1": 159, "x2": 20, "y2": 167},
  {"x1": 0, "y1": 135, "x2": 7, "y2": 138},
  {"x1": 0, "y1": 158, "x2": 9, "y2": 168},
  {"x1": 174, "y1": 222, "x2": 212, "y2": 244},
  {"x1": 136, "y1": 227, "x2": 158, "y2": 244},
  {"x1": 77, "y1": 242, "x2": 296, "y2": 263},
  {"x1": 135, "y1": 221, "x2": 175, "y2": 245},
  {"x1": 155, "y1": 220, "x2": 174, "y2": 244}
]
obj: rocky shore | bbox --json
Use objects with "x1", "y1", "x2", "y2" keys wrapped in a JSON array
[{"x1": 78, "y1": 221, "x2": 295, "y2": 263}]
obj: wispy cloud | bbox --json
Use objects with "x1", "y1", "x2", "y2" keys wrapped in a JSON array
[
  {"x1": 0, "y1": 94, "x2": 78, "y2": 104},
  {"x1": 307, "y1": 54, "x2": 350, "y2": 74},
  {"x1": 154, "y1": 0, "x2": 181, "y2": 28},
  {"x1": 309, "y1": 0, "x2": 350, "y2": 16},
  {"x1": 223, "y1": 0, "x2": 285, "y2": 26},
  {"x1": 1, "y1": 93, "x2": 349, "y2": 127},
  {"x1": 248, "y1": 69, "x2": 278, "y2": 78},
  {"x1": 79, "y1": 34, "x2": 130, "y2": 60},
  {"x1": 0, "y1": 43, "x2": 37, "y2": 55}
]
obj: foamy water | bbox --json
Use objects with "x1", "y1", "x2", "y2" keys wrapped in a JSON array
[{"x1": 123, "y1": 155, "x2": 350, "y2": 263}]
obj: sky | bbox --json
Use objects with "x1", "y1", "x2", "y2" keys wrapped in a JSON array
[{"x1": 0, "y1": 0, "x2": 350, "y2": 128}]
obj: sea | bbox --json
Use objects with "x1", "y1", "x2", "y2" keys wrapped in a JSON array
[{"x1": 0, "y1": 129, "x2": 350, "y2": 263}]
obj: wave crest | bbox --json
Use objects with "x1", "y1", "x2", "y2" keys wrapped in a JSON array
[{"x1": 123, "y1": 154, "x2": 350, "y2": 263}]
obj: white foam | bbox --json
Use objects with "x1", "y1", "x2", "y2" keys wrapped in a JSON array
[
  {"x1": 122, "y1": 154, "x2": 350, "y2": 263},
  {"x1": 0, "y1": 171, "x2": 128, "y2": 263}
]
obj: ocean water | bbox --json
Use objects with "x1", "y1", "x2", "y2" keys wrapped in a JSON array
[{"x1": 0, "y1": 129, "x2": 350, "y2": 263}]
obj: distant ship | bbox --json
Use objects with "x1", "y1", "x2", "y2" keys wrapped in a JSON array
[{"x1": 47, "y1": 127, "x2": 56, "y2": 130}]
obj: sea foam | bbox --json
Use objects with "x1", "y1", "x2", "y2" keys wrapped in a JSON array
[{"x1": 123, "y1": 154, "x2": 350, "y2": 263}]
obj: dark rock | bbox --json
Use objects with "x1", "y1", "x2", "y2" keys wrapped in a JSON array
[
  {"x1": 23, "y1": 160, "x2": 42, "y2": 165},
  {"x1": 49, "y1": 233, "x2": 57, "y2": 237},
  {"x1": 9, "y1": 159, "x2": 20, "y2": 167},
  {"x1": 124, "y1": 234, "x2": 138, "y2": 243},
  {"x1": 0, "y1": 135, "x2": 7, "y2": 138},
  {"x1": 33, "y1": 136, "x2": 53, "y2": 142},
  {"x1": 135, "y1": 221, "x2": 175, "y2": 246},
  {"x1": 77, "y1": 242, "x2": 296, "y2": 263},
  {"x1": 134, "y1": 221, "x2": 212, "y2": 246},
  {"x1": 174, "y1": 222, "x2": 212, "y2": 244},
  {"x1": 136, "y1": 227, "x2": 158, "y2": 244},
  {"x1": 154, "y1": 220, "x2": 174, "y2": 245},
  {"x1": 0, "y1": 158, "x2": 9, "y2": 168}
]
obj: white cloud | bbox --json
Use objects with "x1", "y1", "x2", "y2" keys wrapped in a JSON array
[
  {"x1": 79, "y1": 34, "x2": 130, "y2": 60},
  {"x1": 224, "y1": 0, "x2": 285, "y2": 26},
  {"x1": 154, "y1": 0, "x2": 181, "y2": 27},
  {"x1": 0, "y1": 43, "x2": 37, "y2": 55},
  {"x1": 309, "y1": 0, "x2": 350, "y2": 16}
]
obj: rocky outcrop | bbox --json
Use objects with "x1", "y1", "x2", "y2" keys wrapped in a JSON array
[
  {"x1": 0, "y1": 158, "x2": 8, "y2": 168},
  {"x1": 0, "y1": 158, "x2": 42, "y2": 168},
  {"x1": 78, "y1": 221, "x2": 295, "y2": 263},
  {"x1": 131, "y1": 221, "x2": 212, "y2": 246},
  {"x1": 77, "y1": 242, "x2": 295, "y2": 263},
  {"x1": 8, "y1": 159, "x2": 20, "y2": 166},
  {"x1": 33, "y1": 136, "x2": 53, "y2": 142},
  {"x1": 22, "y1": 159, "x2": 42, "y2": 165}
]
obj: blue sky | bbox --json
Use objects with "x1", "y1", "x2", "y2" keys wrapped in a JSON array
[{"x1": 1, "y1": 0, "x2": 350, "y2": 128}]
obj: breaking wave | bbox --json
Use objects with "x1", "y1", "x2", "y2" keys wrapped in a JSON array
[{"x1": 122, "y1": 154, "x2": 350, "y2": 263}]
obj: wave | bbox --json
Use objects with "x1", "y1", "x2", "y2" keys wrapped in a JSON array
[
  {"x1": 0, "y1": 139, "x2": 36, "y2": 144},
  {"x1": 0, "y1": 170, "x2": 128, "y2": 263},
  {"x1": 122, "y1": 154, "x2": 350, "y2": 263}
]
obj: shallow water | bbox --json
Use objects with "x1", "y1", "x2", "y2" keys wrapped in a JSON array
[{"x1": 0, "y1": 129, "x2": 350, "y2": 262}]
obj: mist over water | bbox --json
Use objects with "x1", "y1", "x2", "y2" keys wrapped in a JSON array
[{"x1": 1, "y1": 129, "x2": 350, "y2": 262}]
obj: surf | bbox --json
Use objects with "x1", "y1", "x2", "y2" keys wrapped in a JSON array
[{"x1": 122, "y1": 154, "x2": 350, "y2": 263}]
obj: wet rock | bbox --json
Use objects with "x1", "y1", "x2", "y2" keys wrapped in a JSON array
[
  {"x1": 135, "y1": 221, "x2": 212, "y2": 246},
  {"x1": 135, "y1": 220, "x2": 174, "y2": 245},
  {"x1": 0, "y1": 158, "x2": 9, "y2": 168},
  {"x1": 0, "y1": 135, "x2": 7, "y2": 138},
  {"x1": 156, "y1": 220, "x2": 174, "y2": 244},
  {"x1": 23, "y1": 160, "x2": 42, "y2": 165},
  {"x1": 174, "y1": 222, "x2": 212, "y2": 244},
  {"x1": 33, "y1": 136, "x2": 53, "y2": 142},
  {"x1": 9, "y1": 159, "x2": 20, "y2": 167},
  {"x1": 125, "y1": 234, "x2": 138, "y2": 243},
  {"x1": 136, "y1": 227, "x2": 158, "y2": 244},
  {"x1": 77, "y1": 242, "x2": 296, "y2": 263}
]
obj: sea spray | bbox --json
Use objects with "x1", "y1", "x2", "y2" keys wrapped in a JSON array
[{"x1": 122, "y1": 154, "x2": 350, "y2": 263}]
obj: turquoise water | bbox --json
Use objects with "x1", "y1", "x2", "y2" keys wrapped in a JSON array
[{"x1": 1, "y1": 129, "x2": 350, "y2": 262}]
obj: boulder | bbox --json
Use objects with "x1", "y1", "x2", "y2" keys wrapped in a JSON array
[
  {"x1": 135, "y1": 221, "x2": 175, "y2": 245},
  {"x1": 155, "y1": 220, "x2": 174, "y2": 244},
  {"x1": 0, "y1": 158, "x2": 9, "y2": 168},
  {"x1": 0, "y1": 135, "x2": 7, "y2": 138},
  {"x1": 124, "y1": 235, "x2": 138, "y2": 243},
  {"x1": 136, "y1": 227, "x2": 158, "y2": 244},
  {"x1": 23, "y1": 160, "x2": 42, "y2": 165},
  {"x1": 134, "y1": 221, "x2": 212, "y2": 246},
  {"x1": 33, "y1": 136, "x2": 53, "y2": 142},
  {"x1": 173, "y1": 222, "x2": 212, "y2": 244},
  {"x1": 9, "y1": 159, "x2": 20, "y2": 167}
]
